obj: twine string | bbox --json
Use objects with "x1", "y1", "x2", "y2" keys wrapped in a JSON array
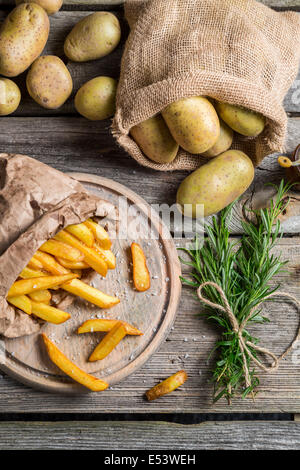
[{"x1": 197, "y1": 281, "x2": 300, "y2": 389}]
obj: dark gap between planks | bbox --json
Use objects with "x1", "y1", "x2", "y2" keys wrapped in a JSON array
[{"x1": 0, "y1": 412, "x2": 293, "y2": 423}]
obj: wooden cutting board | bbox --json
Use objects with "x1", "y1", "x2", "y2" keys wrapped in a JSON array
[{"x1": 0, "y1": 173, "x2": 181, "y2": 393}]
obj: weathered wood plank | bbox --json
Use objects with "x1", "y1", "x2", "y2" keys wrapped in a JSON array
[
  {"x1": 0, "y1": 421, "x2": 298, "y2": 450},
  {"x1": 0, "y1": 238, "x2": 299, "y2": 413},
  {"x1": 0, "y1": 116, "x2": 299, "y2": 234},
  {"x1": 1, "y1": 1, "x2": 299, "y2": 9}
]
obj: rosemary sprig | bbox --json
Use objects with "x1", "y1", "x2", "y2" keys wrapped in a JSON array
[{"x1": 180, "y1": 180, "x2": 291, "y2": 402}]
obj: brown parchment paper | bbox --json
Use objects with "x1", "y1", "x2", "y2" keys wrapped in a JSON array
[
  {"x1": 112, "y1": 0, "x2": 300, "y2": 170},
  {"x1": 0, "y1": 153, "x2": 116, "y2": 338}
]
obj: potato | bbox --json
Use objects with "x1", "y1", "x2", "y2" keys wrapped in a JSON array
[
  {"x1": 130, "y1": 114, "x2": 179, "y2": 163},
  {"x1": 161, "y1": 96, "x2": 220, "y2": 154},
  {"x1": 215, "y1": 101, "x2": 265, "y2": 137},
  {"x1": 64, "y1": 12, "x2": 121, "y2": 62},
  {"x1": 75, "y1": 76, "x2": 117, "y2": 121},
  {"x1": 177, "y1": 150, "x2": 254, "y2": 217},
  {"x1": 15, "y1": 0, "x2": 63, "y2": 15},
  {"x1": 26, "y1": 56, "x2": 73, "y2": 109},
  {"x1": 201, "y1": 119, "x2": 233, "y2": 158},
  {"x1": 0, "y1": 78, "x2": 21, "y2": 115},
  {"x1": 0, "y1": 3, "x2": 50, "y2": 77}
]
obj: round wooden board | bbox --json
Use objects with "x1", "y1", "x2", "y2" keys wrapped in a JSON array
[{"x1": 0, "y1": 173, "x2": 181, "y2": 393}]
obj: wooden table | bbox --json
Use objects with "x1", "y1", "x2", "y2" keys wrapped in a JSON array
[{"x1": 0, "y1": 0, "x2": 300, "y2": 450}]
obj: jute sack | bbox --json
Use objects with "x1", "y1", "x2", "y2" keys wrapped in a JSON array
[
  {"x1": 0, "y1": 154, "x2": 116, "y2": 338},
  {"x1": 112, "y1": 0, "x2": 300, "y2": 170}
]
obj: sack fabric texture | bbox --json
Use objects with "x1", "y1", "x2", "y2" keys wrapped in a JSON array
[{"x1": 112, "y1": 0, "x2": 300, "y2": 170}]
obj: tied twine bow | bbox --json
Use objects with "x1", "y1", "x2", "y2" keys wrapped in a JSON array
[{"x1": 197, "y1": 282, "x2": 300, "y2": 389}]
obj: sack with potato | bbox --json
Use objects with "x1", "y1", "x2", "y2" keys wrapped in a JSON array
[
  {"x1": 0, "y1": 154, "x2": 117, "y2": 338},
  {"x1": 112, "y1": 0, "x2": 300, "y2": 171}
]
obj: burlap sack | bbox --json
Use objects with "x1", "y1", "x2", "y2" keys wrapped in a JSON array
[
  {"x1": 112, "y1": 0, "x2": 300, "y2": 170},
  {"x1": 0, "y1": 154, "x2": 116, "y2": 338}
]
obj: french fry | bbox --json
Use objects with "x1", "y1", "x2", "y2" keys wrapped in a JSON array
[
  {"x1": 78, "y1": 319, "x2": 143, "y2": 336},
  {"x1": 42, "y1": 334, "x2": 109, "y2": 391},
  {"x1": 66, "y1": 223, "x2": 95, "y2": 248},
  {"x1": 20, "y1": 266, "x2": 47, "y2": 279},
  {"x1": 33, "y1": 252, "x2": 118, "y2": 309},
  {"x1": 31, "y1": 301, "x2": 70, "y2": 324},
  {"x1": 94, "y1": 243, "x2": 116, "y2": 270},
  {"x1": 40, "y1": 239, "x2": 84, "y2": 262},
  {"x1": 29, "y1": 289, "x2": 51, "y2": 304},
  {"x1": 7, "y1": 273, "x2": 77, "y2": 298},
  {"x1": 131, "y1": 242, "x2": 151, "y2": 292},
  {"x1": 64, "y1": 279, "x2": 120, "y2": 309},
  {"x1": 89, "y1": 322, "x2": 127, "y2": 362},
  {"x1": 146, "y1": 370, "x2": 188, "y2": 401},
  {"x1": 55, "y1": 230, "x2": 108, "y2": 277},
  {"x1": 34, "y1": 251, "x2": 70, "y2": 275},
  {"x1": 84, "y1": 219, "x2": 111, "y2": 249},
  {"x1": 8, "y1": 295, "x2": 32, "y2": 315},
  {"x1": 27, "y1": 257, "x2": 44, "y2": 270},
  {"x1": 56, "y1": 257, "x2": 89, "y2": 270}
]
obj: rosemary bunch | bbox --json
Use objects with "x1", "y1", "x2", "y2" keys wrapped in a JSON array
[{"x1": 180, "y1": 180, "x2": 291, "y2": 402}]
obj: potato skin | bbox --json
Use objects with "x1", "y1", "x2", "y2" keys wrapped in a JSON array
[
  {"x1": 177, "y1": 150, "x2": 254, "y2": 217},
  {"x1": 75, "y1": 76, "x2": 117, "y2": 121},
  {"x1": 162, "y1": 96, "x2": 220, "y2": 154},
  {"x1": 130, "y1": 114, "x2": 179, "y2": 164},
  {"x1": 64, "y1": 12, "x2": 121, "y2": 62},
  {"x1": 201, "y1": 119, "x2": 233, "y2": 158},
  {"x1": 26, "y1": 56, "x2": 73, "y2": 109},
  {"x1": 215, "y1": 101, "x2": 265, "y2": 137},
  {"x1": 0, "y1": 78, "x2": 21, "y2": 115},
  {"x1": 0, "y1": 3, "x2": 49, "y2": 77},
  {"x1": 15, "y1": 0, "x2": 63, "y2": 15}
]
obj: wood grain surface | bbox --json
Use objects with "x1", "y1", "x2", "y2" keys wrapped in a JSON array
[
  {"x1": 0, "y1": 420, "x2": 298, "y2": 450},
  {"x1": 0, "y1": 0, "x2": 299, "y2": 416}
]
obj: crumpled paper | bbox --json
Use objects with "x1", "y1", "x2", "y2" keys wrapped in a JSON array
[{"x1": 0, "y1": 153, "x2": 116, "y2": 338}]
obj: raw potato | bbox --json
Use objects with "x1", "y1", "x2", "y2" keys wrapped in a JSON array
[
  {"x1": 26, "y1": 56, "x2": 73, "y2": 109},
  {"x1": 215, "y1": 101, "x2": 265, "y2": 137},
  {"x1": 201, "y1": 119, "x2": 233, "y2": 158},
  {"x1": 0, "y1": 3, "x2": 50, "y2": 77},
  {"x1": 162, "y1": 96, "x2": 220, "y2": 154},
  {"x1": 177, "y1": 150, "x2": 254, "y2": 217},
  {"x1": 0, "y1": 78, "x2": 21, "y2": 116},
  {"x1": 15, "y1": 0, "x2": 63, "y2": 15},
  {"x1": 64, "y1": 12, "x2": 121, "y2": 62},
  {"x1": 130, "y1": 114, "x2": 179, "y2": 164},
  {"x1": 75, "y1": 76, "x2": 117, "y2": 121}
]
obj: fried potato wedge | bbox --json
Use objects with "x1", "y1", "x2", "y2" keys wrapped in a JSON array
[
  {"x1": 40, "y1": 239, "x2": 84, "y2": 262},
  {"x1": 89, "y1": 322, "x2": 127, "y2": 362},
  {"x1": 34, "y1": 251, "x2": 70, "y2": 275},
  {"x1": 20, "y1": 266, "x2": 47, "y2": 279},
  {"x1": 84, "y1": 219, "x2": 111, "y2": 249},
  {"x1": 55, "y1": 230, "x2": 108, "y2": 277},
  {"x1": 56, "y1": 257, "x2": 90, "y2": 270},
  {"x1": 94, "y1": 243, "x2": 116, "y2": 269},
  {"x1": 27, "y1": 257, "x2": 44, "y2": 270},
  {"x1": 146, "y1": 370, "x2": 188, "y2": 401},
  {"x1": 7, "y1": 273, "x2": 77, "y2": 297},
  {"x1": 78, "y1": 319, "x2": 143, "y2": 336},
  {"x1": 64, "y1": 279, "x2": 120, "y2": 309},
  {"x1": 42, "y1": 334, "x2": 109, "y2": 391},
  {"x1": 8, "y1": 295, "x2": 32, "y2": 315},
  {"x1": 66, "y1": 223, "x2": 95, "y2": 247},
  {"x1": 131, "y1": 242, "x2": 150, "y2": 292},
  {"x1": 29, "y1": 289, "x2": 51, "y2": 304},
  {"x1": 31, "y1": 301, "x2": 70, "y2": 324}
]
